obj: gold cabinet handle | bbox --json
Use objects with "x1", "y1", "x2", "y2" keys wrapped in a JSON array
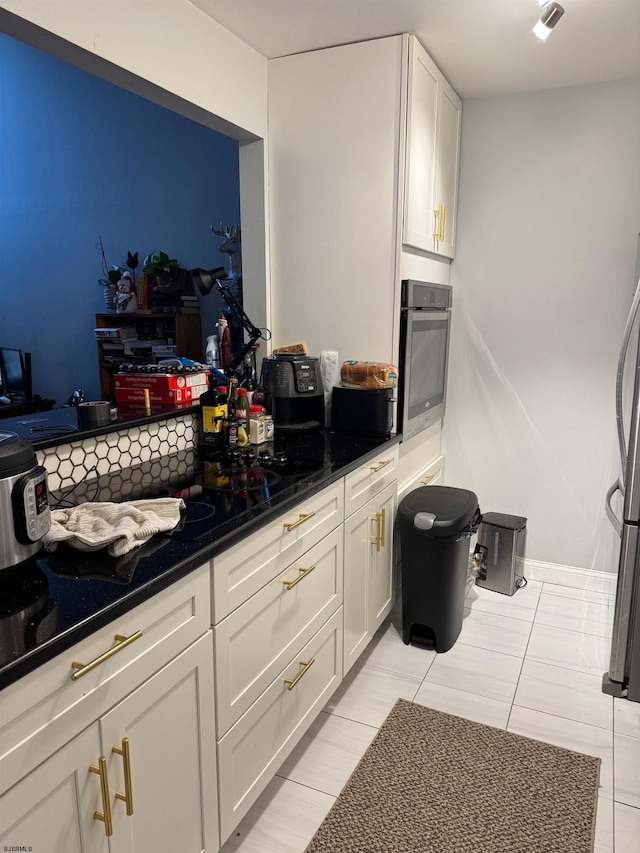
[
  {"x1": 70, "y1": 631, "x2": 143, "y2": 680},
  {"x1": 380, "y1": 506, "x2": 386, "y2": 548},
  {"x1": 113, "y1": 737, "x2": 134, "y2": 816},
  {"x1": 369, "y1": 459, "x2": 392, "y2": 473},
  {"x1": 284, "y1": 658, "x2": 315, "y2": 691},
  {"x1": 283, "y1": 511, "x2": 315, "y2": 532},
  {"x1": 432, "y1": 205, "x2": 441, "y2": 239},
  {"x1": 371, "y1": 512, "x2": 381, "y2": 552},
  {"x1": 420, "y1": 473, "x2": 436, "y2": 485},
  {"x1": 282, "y1": 565, "x2": 316, "y2": 590},
  {"x1": 433, "y1": 204, "x2": 445, "y2": 241},
  {"x1": 89, "y1": 756, "x2": 114, "y2": 837}
]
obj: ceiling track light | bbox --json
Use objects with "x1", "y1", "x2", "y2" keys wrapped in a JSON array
[{"x1": 533, "y1": 1, "x2": 565, "y2": 41}]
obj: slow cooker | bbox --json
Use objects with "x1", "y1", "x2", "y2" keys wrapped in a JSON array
[{"x1": 0, "y1": 431, "x2": 51, "y2": 571}]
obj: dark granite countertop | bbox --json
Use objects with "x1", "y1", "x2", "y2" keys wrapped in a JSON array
[{"x1": 0, "y1": 429, "x2": 401, "y2": 690}]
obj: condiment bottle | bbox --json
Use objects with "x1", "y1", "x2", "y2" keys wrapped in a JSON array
[
  {"x1": 200, "y1": 378, "x2": 228, "y2": 450},
  {"x1": 236, "y1": 387, "x2": 250, "y2": 447}
]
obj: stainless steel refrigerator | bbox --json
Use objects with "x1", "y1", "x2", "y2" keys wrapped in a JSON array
[{"x1": 604, "y1": 235, "x2": 640, "y2": 701}]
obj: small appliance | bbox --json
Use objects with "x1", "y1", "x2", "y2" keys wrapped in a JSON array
[
  {"x1": 0, "y1": 431, "x2": 51, "y2": 571},
  {"x1": 331, "y1": 386, "x2": 394, "y2": 436},
  {"x1": 0, "y1": 563, "x2": 58, "y2": 664},
  {"x1": 474, "y1": 512, "x2": 527, "y2": 596},
  {"x1": 260, "y1": 354, "x2": 324, "y2": 431}
]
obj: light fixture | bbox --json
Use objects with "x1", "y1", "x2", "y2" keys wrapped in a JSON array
[{"x1": 533, "y1": 1, "x2": 565, "y2": 41}]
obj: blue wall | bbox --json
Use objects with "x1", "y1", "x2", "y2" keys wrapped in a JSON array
[{"x1": 0, "y1": 33, "x2": 240, "y2": 405}]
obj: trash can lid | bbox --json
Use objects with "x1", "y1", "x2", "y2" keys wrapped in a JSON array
[
  {"x1": 481, "y1": 512, "x2": 527, "y2": 531},
  {"x1": 397, "y1": 485, "x2": 480, "y2": 538}
]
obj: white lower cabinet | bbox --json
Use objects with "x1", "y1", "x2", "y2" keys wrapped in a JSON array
[
  {"x1": 0, "y1": 635, "x2": 217, "y2": 853},
  {"x1": 0, "y1": 723, "x2": 109, "y2": 853},
  {"x1": 397, "y1": 453, "x2": 445, "y2": 505},
  {"x1": 343, "y1": 481, "x2": 397, "y2": 675},
  {"x1": 99, "y1": 634, "x2": 218, "y2": 853},
  {"x1": 214, "y1": 526, "x2": 343, "y2": 736},
  {"x1": 217, "y1": 609, "x2": 343, "y2": 844}
]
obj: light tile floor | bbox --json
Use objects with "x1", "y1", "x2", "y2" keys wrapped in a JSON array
[{"x1": 221, "y1": 578, "x2": 640, "y2": 852}]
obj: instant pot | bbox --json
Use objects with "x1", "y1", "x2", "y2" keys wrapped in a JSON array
[
  {"x1": 0, "y1": 563, "x2": 58, "y2": 664},
  {"x1": 0, "y1": 431, "x2": 51, "y2": 571}
]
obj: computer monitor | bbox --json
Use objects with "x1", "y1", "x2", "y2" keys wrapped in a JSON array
[{"x1": 0, "y1": 348, "x2": 28, "y2": 400}]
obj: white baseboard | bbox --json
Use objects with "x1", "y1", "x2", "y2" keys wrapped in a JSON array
[{"x1": 523, "y1": 558, "x2": 617, "y2": 596}]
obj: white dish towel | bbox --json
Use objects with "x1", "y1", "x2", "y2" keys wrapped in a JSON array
[{"x1": 44, "y1": 498, "x2": 185, "y2": 558}]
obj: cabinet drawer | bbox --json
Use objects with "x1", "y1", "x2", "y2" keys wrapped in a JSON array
[
  {"x1": 344, "y1": 445, "x2": 399, "y2": 517},
  {"x1": 0, "y1": 563, "x2": 210, "y2": 795},
  {"x1": 397, "y1": 453, "x2": 444, "y2": 504},
  {"x1": 217, "y1": 609, "x2": 343, "y2": 843},
  {"x1": 212, "y1": 479, "x2": 344, "y2": 623},
  {"x1": 215, "y1": 527, "x2": 343, "y2": 736}
]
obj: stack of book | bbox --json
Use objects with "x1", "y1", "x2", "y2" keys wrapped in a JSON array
[
  {"x1": 147, "y1": 290, "x2": 200, "y2": 314},
  {"x1": 94, "y1": 326, "x2": 138, "y2": 342}
]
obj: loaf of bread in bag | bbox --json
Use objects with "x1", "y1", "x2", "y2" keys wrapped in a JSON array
[{"x1": 340, "y1": 361, "x2": 398, "y2": 389}]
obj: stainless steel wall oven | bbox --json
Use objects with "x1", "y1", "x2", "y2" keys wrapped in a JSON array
[{"x1": 397, "y1": 280, "x2": 452, "y2": 441}]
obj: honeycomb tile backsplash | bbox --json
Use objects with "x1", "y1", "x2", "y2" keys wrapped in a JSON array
[{"x1": 37, "y1": 412, "x2": 198, "y2": 493}]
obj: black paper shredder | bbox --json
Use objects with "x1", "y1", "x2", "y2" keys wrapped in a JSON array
[{"x1": 396, "y1": 486, "x2": 481, "y2": 652}]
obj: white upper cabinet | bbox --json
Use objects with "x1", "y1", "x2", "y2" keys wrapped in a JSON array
[
  {"x1": 268, "y1": 34, "x2": 462, "y2": 363},
  {"x1": 403, "y1": 38, "x2": 462, "y2": 259}
]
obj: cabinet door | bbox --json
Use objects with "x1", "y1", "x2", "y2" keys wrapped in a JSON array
[
  {"x1": 434, "y1": 80, "x2": 462, "y2": 260},
  {"x1": 402, "y1": 38, "x2": 439, "y2": 253},
  {"x1": 0, "y1": 724, "x2": 109, "y2": 853},
  {"x1": 100, "y1": 634, "x2": 218, "y2": 853},
  {"x1": 369, "y1": 483, "x2": 397, "y2": 635},
  {"x1": 344, "y1": 483, "x2": 398, "y2": 675},
  {"x1": 343, "y1": 501, "x2": 374, "y2": 675}
]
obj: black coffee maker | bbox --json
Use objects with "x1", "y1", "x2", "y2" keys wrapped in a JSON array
[{"x1": 260, "y1": 354, "x2": 324, "y2": 431}]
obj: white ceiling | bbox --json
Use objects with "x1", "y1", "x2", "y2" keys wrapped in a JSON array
[{"x1": 190, "y1": 0, "x2": 640, "y2": 99}]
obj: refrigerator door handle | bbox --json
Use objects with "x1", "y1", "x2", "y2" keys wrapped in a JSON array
[
  {"x1": 608, "y1": 522, "x2": 639, "y2": 684},
  {"x1": 616, "y1": 272, "x2": 640, "y2": 476},
  {"x1": 605, "y1": 480, "x2": 623, "y2": 537}
]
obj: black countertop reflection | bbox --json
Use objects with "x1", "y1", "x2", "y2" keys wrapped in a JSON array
[{"x1": 0, "y1": 429, "x2": 401, "y2": 689}]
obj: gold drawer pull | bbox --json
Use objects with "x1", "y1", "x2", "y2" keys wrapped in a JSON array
[
  {"x1": 369, "y1": 459, "x2": 392, "y2": 473},
  {"x1": 420, "y1": 473, "x2": 436, "y2": 485},
  {"x1": 113, "y1": 737, "x2": 134, "y2": 816},
  {"x1": 70, "y1": 631, "x2": 143, "y2": 680},
  {"x1": 89, "y1": 756, "x2": 113, "y2": 837},
  {"x1": 283, "y1": 511, "x2": 315, "y2": 532},
  {"x1": 284, "y1": 658, "x2": 315, "y2": 691},
  {"x1": 283, "y1": 565, "x2": 316, "y2": 590},
  {"x1": 380, "y1": 506, "x2": 386, "y2": 548}
]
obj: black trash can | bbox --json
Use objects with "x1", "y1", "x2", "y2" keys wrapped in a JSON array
[{"x1": 396, "y1": 486, "x2": 481, "y2": 652}]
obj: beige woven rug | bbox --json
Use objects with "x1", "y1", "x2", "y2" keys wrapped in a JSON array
[{"x1": 305, "y1": 699, "x2": 600, "y2": 853}]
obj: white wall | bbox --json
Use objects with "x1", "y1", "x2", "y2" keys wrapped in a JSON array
[{"x1": 445, "y1": 77, "x2": 640, "y2": 573}]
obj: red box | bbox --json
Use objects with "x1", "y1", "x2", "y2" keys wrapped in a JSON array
[
  {"x1": 115, "y1": 383, "x2": 208, "y2": 405},
  {"x1": 114, "y1": 370, "x2": 209, "y2": 392}
]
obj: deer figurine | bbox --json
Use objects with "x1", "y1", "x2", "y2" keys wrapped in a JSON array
[{"x1": 211, "y1": 222, "x2": 242, "y2": 279}]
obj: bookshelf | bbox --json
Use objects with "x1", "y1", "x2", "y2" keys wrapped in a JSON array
[{"x1": 95, "y1": 312, "x2": 203, "y2": 400}]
